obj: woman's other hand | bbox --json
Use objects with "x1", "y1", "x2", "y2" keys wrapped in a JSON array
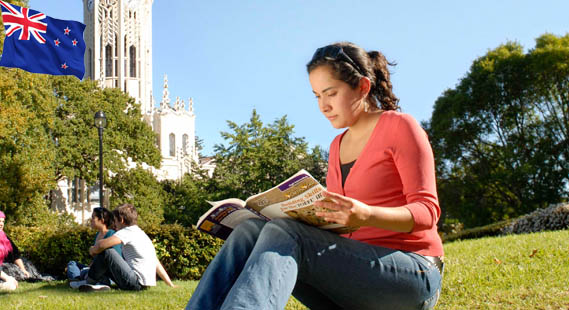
[
  {"x1": 314, "y1": 190, "x2": 372, "y2": 228},
  {"x1": 314, "y1": 190, "x2": 415, "y2": 233}
]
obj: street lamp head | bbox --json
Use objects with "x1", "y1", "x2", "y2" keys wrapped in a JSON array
[{"x1": 94, "y1": 111, "x2": 107, "y2": 129}]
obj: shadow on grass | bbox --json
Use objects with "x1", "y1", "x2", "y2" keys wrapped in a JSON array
[{"x1": 10, "y1": 280, "x2": 176, "y2": 296}]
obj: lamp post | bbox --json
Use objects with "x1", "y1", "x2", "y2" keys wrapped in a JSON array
[{"x1": 94, "y1": 111, "x2": 107, "y2": 208}]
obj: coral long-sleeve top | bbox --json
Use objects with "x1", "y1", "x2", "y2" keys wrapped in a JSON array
[{"x1": 327, "y1": 111, "x2": 444, "y2": 257}]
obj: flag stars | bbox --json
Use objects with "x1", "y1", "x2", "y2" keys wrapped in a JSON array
[
  {"x1": 61, "y1": 63, "x2": 68, "y2": 70},
  {"x1": 72, "y1": 39, "x2": 78, "y2": 46},
  {"x1": 64, "y1": 26, "x2": 70, "y2": 35},
  {"x1": 54, "y1": 38, "x2": 60, "y2": 47}
]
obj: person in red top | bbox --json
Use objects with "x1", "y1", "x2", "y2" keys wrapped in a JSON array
[{"x1": 186, "y1": 42, "x2": 443, "y2": 310}]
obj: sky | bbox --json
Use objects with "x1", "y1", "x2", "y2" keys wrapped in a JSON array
[{"x1": 29, "y1": 1, "x2": 569, "y2": 156}]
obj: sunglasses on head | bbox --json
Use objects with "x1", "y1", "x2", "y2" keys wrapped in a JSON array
[{"x1": 311, "y1": 45, "x2": 364, "y2": 75}]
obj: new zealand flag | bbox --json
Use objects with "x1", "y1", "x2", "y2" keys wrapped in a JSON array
[{"x1": 0, "y1": 1, "x2": 86, "y2": 80}]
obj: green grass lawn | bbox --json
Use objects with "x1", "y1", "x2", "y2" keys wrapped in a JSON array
[
  {"x1": 438, "y1": 229, "x2": 569, "y2": 310},
  {"x1": 2, "y1": 229, "x2": 568, "y2": 309}
]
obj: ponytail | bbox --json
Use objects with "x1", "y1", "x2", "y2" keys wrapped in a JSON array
[{"x1": 367, "y1": 51, "x2": 399, "y2": 111}]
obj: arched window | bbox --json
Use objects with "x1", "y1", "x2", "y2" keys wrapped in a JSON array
[
  {"x1": 130, "y1": 45, "x2": 136, "y2": 77},
  {"x1": 124, "y1": 36, "x2": 128, "y2": 74},
  {"x1": 105, "y1": 45, "x2": 112, "y2": 76},
  {"x1": 99, "y1": 35, "x2": 103, "y2": 70},
  {"x1": 114, "y1": 34, "x2": 118, "y2": 77},
  {"x1": 169, "y1": 133, "x2": 175, "y2": 157},
  {"x1": 182, "y1": 134, "x2": 189, "y2": 155}
]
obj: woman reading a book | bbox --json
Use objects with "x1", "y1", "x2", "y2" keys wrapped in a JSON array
[{"x1": 186, "y1": 42, "x2": 444, "y2": 310}]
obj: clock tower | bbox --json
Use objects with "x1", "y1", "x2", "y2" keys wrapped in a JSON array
[
  {"x1": 81, "y1": 0, "x2": 199, "y2": 181},
  {"x1": 82, "y1": 0, "x2": 154, "y2": 115}
]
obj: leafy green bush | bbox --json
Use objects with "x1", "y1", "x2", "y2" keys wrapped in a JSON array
[
  {"x1": 5, "y1": 224, "x2": 222, "y2": 280},
  {"x1": 144, "y1": 224, "x2": 223, "y2": 280},
  {"x1": 5, "y1": 224, "x2": 95, "y2": 277}
]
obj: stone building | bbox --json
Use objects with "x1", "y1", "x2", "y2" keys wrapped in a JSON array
[
  {"x1": 82, "y1": 0, "x2": 198, "y2": 179},
  {"x1": 53, "y1": 0, "x2": 204, "y2": 223}
]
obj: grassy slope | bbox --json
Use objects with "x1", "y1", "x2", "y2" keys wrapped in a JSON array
[
  {"x1": 438, "y1": 229, "x2": 569, "y2": 310},
  {"x1": 1, "y1": 230, "x2": 567, "y2": 309}
]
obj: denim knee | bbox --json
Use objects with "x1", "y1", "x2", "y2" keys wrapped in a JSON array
[
  {"x1": 263, "y1": 218, "x2": 302, "y2": 239},
  {"x1": 258, "y1": 218, "x2": 304, "y2": 249},
  {"x1": 101, "y1": 248, "x2": 121, "y2": 263},
  {"x1": 229, "y1": 218, "x2": 266, "y2": 239}
]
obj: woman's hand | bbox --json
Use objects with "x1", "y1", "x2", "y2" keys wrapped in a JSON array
[
  {"x1": 315, "y1": 190, "x2": 416, "y2": 233},
  {"x1": 14, "y1": 259, "x2": 30, "y2": 278},
  {"x1": 314, "y1": 191, "x2": 372, "y2": 228}
]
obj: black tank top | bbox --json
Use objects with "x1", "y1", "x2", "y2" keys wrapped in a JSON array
[{"x1": 340, "y1": 160, "x2": 356, "y2": 188}]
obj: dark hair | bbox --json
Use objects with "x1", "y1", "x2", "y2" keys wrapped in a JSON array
[
  {"x1": 306, "y1": 42, "x2": 399, "y2": 111},
  {"x1": 92, "y1": 207, "x2": 114, "y2": 228},
  {"x1": 113, "y1": 204, "x2": 138, "y2": 226}
]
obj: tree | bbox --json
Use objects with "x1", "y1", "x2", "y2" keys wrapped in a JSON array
[
  {"x1": 162, "y1": 167, "x2": 213, "y2": 227},
  {"x1": 213, "y1": 109, "x2": 328, "y2": 199},
  {"x1": 52, "y1": 77, "x2": 161, "y2": 186},
  {"x1": 0, "y1": 72, "x2": 161, "y2": 224},
  {"x1": 425, "y1": 33, "x2": 569, "y2": 227},
  {"x1": 107, "y1": 167, "x2": 167, "y2": 227},
  {"x1": 195, "y1": 135, "x2": 205, "y2": 157},
  {"x1": 0, "y1": 70, "x2": 57, "y2": 224}
]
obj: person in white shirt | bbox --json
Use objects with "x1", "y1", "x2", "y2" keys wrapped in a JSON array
[{"x1": 74, "y1": 203, "x2": 175, "y2": 292}]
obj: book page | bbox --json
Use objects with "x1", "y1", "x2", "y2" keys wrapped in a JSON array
[{"x1": 245, "y1": 170, "x2": 356, "y2": 233}]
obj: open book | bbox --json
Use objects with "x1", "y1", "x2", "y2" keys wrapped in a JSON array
[{"x1": 196, "y1": 169, "x2": 356, "y2": 240}]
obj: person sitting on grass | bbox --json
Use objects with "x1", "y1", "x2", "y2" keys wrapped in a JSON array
[
  {"x1": 71, "y1": 204, "x2": 175, "y2": 292},
  {"x1": 67, "y1": 207, "x2": 122, "y2": 282},
  {"x1": 0, "y1": 211, "x2": 31, "y2": 280},
  {"x1": 186, "y1": 42, "x2": 444, "y2": 310}
]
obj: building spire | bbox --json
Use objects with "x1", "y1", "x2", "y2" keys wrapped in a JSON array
[
  {"x1": 174, "y1": 96, "x2": 182, "y2": 111},
  {"x1": 161, "y1": 74, "x2": 170, "y2": 110}
]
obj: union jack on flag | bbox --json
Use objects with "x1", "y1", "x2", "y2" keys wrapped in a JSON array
[{"x1": 0, "y1": 1, "x2": 86, "y2": 79}]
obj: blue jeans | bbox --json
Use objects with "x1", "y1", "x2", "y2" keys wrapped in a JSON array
[
  {"x1": 88, "y1": 248, "x2": 142, "y2": 291},
  {"x1": 186, "y1": 218, "x2": 442, "y2": 310},
  {"x1": 66, "y1": 261, "x2": 90, "y2": 280}
]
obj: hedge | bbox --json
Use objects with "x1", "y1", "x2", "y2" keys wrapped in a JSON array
[
  {"x1": 441, "y1": 220, "x2": 511, "y2": 243},
  {"x1": 442, "y1": 203, "x2": 569, "y2": 243},
  {"x1": 5, "y1": 224, "x2": 223, "y2": 280}
]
